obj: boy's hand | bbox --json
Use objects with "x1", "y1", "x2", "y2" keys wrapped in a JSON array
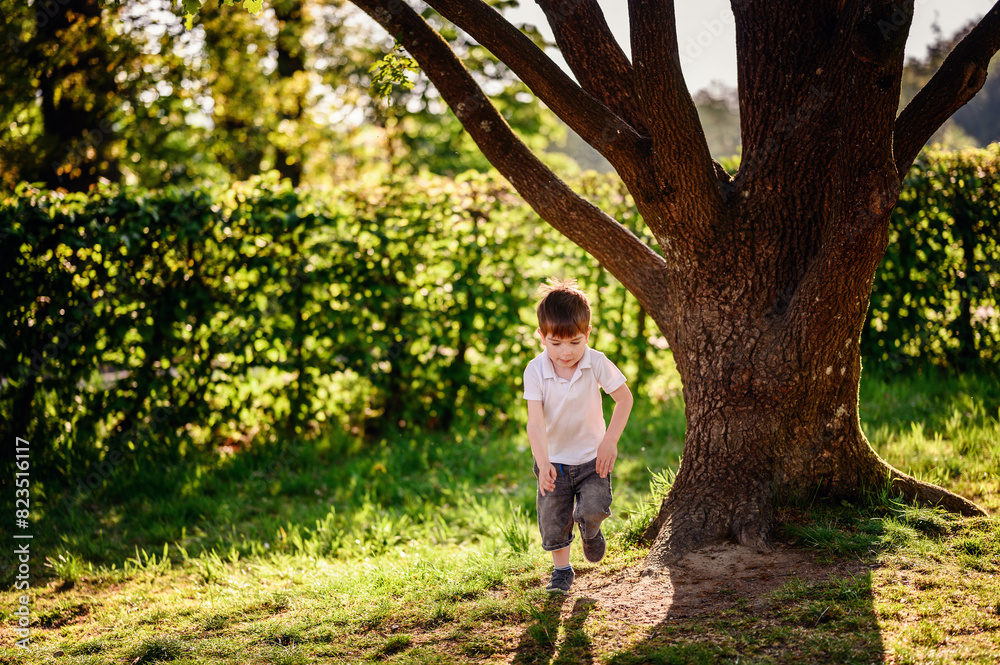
[
  {"x1": 538, "y1": 463, "x2": 557, "y2": 496},
  {"x1": 596, "y1": 440, "x2": 617, "y2": 478}
]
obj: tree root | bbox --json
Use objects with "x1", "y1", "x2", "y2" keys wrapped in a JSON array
[
  {"x1": 639, "y1": 501, "x2": 669, "y2": 546},
  {"x1": 889, "y1": 467, "x2": 989, "y2": 517},
  {"x1": 639, "y1": 454, "x2": 988, "y2": 576},
  {"x1": 640, "y1": 491, "x2": 774, "y2": 576},
  {"x1": 641, "y1": 516, "x2": 709, "y2": 577}
]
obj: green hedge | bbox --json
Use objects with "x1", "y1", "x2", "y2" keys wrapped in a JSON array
[
  {"x1": 2, "y1": 147, "x2": 998, "y2": 487},
  {"x1": 864, "y1": 145, "x2": 1000, "y2": 368},
  {"x1": 0, "y1": 172, "x2": 651, "y2": 486}
]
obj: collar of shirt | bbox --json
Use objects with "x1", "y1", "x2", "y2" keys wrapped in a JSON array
[{"x1": 541, "y1": 345, "x2": 593, "y2": 384}]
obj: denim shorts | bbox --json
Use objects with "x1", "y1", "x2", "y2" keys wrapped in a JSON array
[{"x1": 533, "y1": 458, "x2": 613, "y2": 551}]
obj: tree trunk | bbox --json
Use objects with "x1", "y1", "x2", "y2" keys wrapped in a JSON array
[
  {"x1": 30, "y1": 0, "x2": 120, "y2": 190},
  {"x1": 273, "y1": 0, "x2": 306, "y2": 186},
  {"x1": 639, "y1": 198, "x2": 988, "y2": 572}
]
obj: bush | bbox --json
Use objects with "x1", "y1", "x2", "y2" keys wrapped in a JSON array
[
  {"x1": 864, "y1": 144, "x2": 1000, "y2": 369},
  {"x1": 0, "y1": 171, "x2": 653, "y2": 485}
]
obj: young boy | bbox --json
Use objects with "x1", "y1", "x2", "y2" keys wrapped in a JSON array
[{"x1": 522, "y1": 279, "x2": 633, "y2": 593}]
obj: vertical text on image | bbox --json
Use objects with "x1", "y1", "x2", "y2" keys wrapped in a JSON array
[{"x1": 13, "y1": 436, "x2": 33, "y2": 650}]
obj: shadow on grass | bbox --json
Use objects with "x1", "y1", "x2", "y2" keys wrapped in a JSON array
[
  {"x1": 20, "y1": 417, "x2": 527, "y2": 578},
  {"x1": 605, "y1": 551, "x2": 884, "y2": 665},
  {"x1": 514, "y1": 595, "x2": 596, "y2": 665}
]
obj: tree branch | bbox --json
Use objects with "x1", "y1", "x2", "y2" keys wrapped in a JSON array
[
  {"x1": 421, "y1": 0, "x2": 646, "y2": 173},
  {"x1": 349, "y1": 0, "x2": 670, "y2": 312},
  {"x1": 894, "y1": 1, "x2": 1000, "y2": 175},
  {"x1": 535, "y1": 0, "x2": 650, "y2": 137},
  {"x1": 627, "y1": 0, "x2": 724, "y2": 223}
]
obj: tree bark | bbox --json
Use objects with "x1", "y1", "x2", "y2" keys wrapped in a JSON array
[
  {"x1": 422, "y1": 0, "x2": 647, "y2": 173},
  {"x1": 894, "y1": 1, "x2": 1000, "y2": 175},
  {"x1": 350, "y1": 0, "x2": 671, "y2": 312},
  {"x1": 635, "y1": 0, "x2": 992, "y2": 571},
  {"x1": 536, "y1": 0, "x2": 649, "y2": 137},
  {"x1": 638, "y1": 226, "x2": 988, "y2": 570}
]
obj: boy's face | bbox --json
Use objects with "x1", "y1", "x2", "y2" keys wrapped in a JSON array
[{"x1": 537, "y1": 326, "x2": 591, "y2": 371}]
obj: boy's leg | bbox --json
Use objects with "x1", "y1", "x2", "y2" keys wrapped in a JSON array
[
  {"x1": 546, "y1": 546, "x2": 574, "y2": 593},
  {"x1": 574, "y1": 459, "x2": 613, "y2": 563},
  {"x1": 534, "y1": 462, "x2": 576, "y2": 592},
  {"x1": 534, "y1": 462, "x2": 577, "y2": 553}
]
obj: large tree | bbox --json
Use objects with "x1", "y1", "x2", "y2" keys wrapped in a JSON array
[
  {"x1": 0, "y1": 0, "x2": 137, "y2": 189},
  {"x1": 226, "y1": 0, "x2": 999, "y2": 571}
]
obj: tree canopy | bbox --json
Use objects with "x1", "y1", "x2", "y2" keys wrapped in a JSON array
[{"x1": 0, "y1": 0, "x2": 565, "y2": 190}]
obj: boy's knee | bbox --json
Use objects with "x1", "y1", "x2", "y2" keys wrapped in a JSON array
[
  {"x1": 575, "y1": 482, "x2": 612, "y2": 530},
  {"x1": 575, "y1": 504, "x2": 610, "y2": 540},
  {"x1": 577, "y1": 499, "x2": 611, "y2": 523}
]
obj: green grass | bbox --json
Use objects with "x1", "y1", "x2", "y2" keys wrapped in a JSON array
[
  {"x1": 8, "y1": 353, "x2": 688, "y2": 580},
  {"x1": 1, "y1": 359, "x2": 998, "y2": 664},
  {"x1": 860, "y1": 365, "x2": 1000, "y2": 513}
]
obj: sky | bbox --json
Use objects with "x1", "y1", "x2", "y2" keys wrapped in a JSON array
[{"x1": 504, "y1": 1, "x2": 997, "y2": 94}]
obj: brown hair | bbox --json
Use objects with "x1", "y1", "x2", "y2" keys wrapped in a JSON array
[{"x1": 535, "y1": 278, "x2": 591, "y2": 339}]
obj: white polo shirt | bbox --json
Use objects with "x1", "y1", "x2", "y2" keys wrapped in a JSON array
[{"x1": 522, "y1": 346, "x2": 627, "y2": 465}]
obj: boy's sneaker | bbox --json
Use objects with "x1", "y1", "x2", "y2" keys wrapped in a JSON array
[
  {"x1": 546, "y1": 567, "x2": 574, "y2": 593},
  {"x1": 582, "y1": 530, "x2": 606, "y2": 563}
]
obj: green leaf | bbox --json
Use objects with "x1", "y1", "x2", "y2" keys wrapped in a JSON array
[
  {"x1": 368, "y1": 39, "x2": 419, "y2": 101},
  {"x1": 182, "y1": 0, "x2": 202, "y2": 29}
]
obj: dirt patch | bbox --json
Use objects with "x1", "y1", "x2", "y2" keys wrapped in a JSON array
[{"x1": 569, "y1": 542, "x2": 866, "y2": 626}]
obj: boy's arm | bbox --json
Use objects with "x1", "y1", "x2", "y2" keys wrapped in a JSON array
[
  {"x1": 526, "y1": 400, "x2": 556, "y2": 496},
  {"x1": 596, "y1": 383, "x2": 633, "y2": 478}
]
